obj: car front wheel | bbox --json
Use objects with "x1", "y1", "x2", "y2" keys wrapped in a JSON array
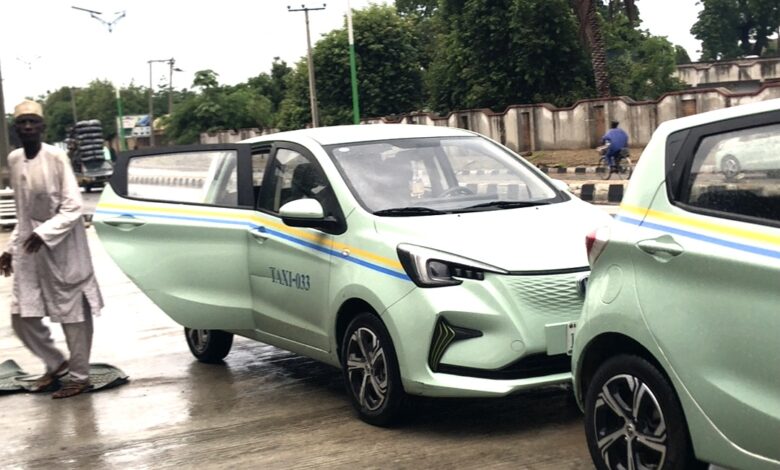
[
  {"x1": 340, "y1": 313, "x2": 406, "y2": 426},
  {"x1": 584, "y1": 355, "x2": 700, "y2": 470},
  {"x1": 184, "y1": 328, "x2": 233, "y2": 363}
]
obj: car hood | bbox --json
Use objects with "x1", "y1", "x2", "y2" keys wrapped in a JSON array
[{"x1": 373, "y1": 199, "x2": 612, "y2": 272}]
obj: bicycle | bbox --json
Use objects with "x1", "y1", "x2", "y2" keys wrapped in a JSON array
[{"x1": 596, "y1": 145, "x2": 632, "y2": 180}]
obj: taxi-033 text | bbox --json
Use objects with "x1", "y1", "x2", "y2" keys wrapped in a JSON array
[{"x1": 269, "y1": 267, "x2": 311, "y2": 291}]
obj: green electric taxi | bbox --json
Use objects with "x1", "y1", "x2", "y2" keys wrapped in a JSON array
[
  {"x1": 95, "y1": 124, "x2": 610, "y2": 425},
  {"x1": 573, "y1": 99, "x2": 780, "y2": 469}
]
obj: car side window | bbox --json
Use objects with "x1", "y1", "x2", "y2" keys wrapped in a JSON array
[
  {"x1": 258, "y1": 148, "x2": 330, "y2": 213},
  {"x1": 127, "y1": 150, "x2": 239, "y2": 206},
  {"x1": 252, "y1": 148, "x2": 271, "y2": 207},
  {"x1": 680, "y1": 123, "x2": 780, "y2": 223}
]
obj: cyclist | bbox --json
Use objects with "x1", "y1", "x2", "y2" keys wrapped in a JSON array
[{"x1": 601, "y1": 120, "x2": 629, "y2": 170}]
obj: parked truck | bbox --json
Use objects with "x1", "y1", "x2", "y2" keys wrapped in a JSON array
[{"x1": 67, "y1": 119, "x2": 113, "y2": 192}]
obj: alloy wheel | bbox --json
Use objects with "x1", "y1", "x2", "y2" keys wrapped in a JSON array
[
  {"x1": 345, "y1": 327, "x2": 388, "y2": 412},
  {"x1": 187, "y1": 328, "x2": 211, "y2": 355},
  {"x1": 593, "y1": 373, "x2": 668, "y2": 470}
]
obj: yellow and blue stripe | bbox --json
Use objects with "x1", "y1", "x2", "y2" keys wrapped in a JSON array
[
  {"x1": 617, "y1": 204, "x2": 780, "y2": 260},
  {"x1": 95, "y1": 203, "x2": 411, "y2": 281}
]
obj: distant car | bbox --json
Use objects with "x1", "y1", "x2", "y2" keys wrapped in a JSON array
[
  {"x1": 95, "y1": 124, "x2": 610, "y2": 425},
  {"x1": 713, "y1": 128, "x2": 780, "y2": 180},
  {"x1": 573, "y1": 99, "x2": 780, "y2": 469}
]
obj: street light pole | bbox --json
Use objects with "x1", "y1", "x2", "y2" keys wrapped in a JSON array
[
  {"x1": 288, "y1": 4, "x2": 326, "y2": 128},
  {"x1": 147, "y1": 58, "x2": 170, "y2": 147},
  {"x1": 0, "y1": 60, "x2": 10, "y2": 187},
  {"x1": 148, "y1": 60, "x2": 154, "y2": 146},
  {"x1": 346, "y1": 0, "x2": 360, "y2": 124}
]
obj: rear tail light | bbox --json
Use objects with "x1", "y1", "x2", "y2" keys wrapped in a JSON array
[{"x1": 586, "y1": 226, "x2": 610, "y2": 266}]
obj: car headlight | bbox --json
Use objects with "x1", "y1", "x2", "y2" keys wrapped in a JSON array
[{"x1": 397, "y1": 243, "x2": 508, "y2": 288}]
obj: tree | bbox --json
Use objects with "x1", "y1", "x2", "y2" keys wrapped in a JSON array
[
  {"x1": 246, "y1": 58, "x2": 293, "y2": 119},
  {"x1": 279, "y1": 5, "x2": 425, "y2": 129},
  {"x1": 395, "y1": 0, "x2": 438, "y2": 17},
  {"x1": 427, "y1": 0, "x2": 593, "y2": 112},
  {"x1": 692, "y1": 0, "x2": 780, "y2": 60},
  {"x1": 573, "y1": 0, "x2": 611, "y2": 97},
  {"x1": 166, "y1": 69, "x2": 276, "y2": 144}
]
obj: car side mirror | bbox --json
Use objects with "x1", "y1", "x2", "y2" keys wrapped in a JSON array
[
  {"x1": 551, "y1": 179, "x2": 570, "y2": 192},
  {"x1": 279, "y1": 198, "x2": 342, "y2": 233}
]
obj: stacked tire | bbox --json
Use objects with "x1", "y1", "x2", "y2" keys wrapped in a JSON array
[{"x1": 73, "y1": 119, "x2": 105, "y2": 164}]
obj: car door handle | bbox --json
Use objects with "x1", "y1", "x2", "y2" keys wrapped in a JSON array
[
  {"x1": 250, "y1": 227, "x2": 269, "y2": 242},
  {"x1": 103, "y1": 216, "x2": 146, "y2": 230},
  {"x1": 636, "y1": 236, "x2": 684, "y2": 257}
]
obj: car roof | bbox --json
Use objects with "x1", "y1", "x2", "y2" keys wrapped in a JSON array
[{"x1": 240, "y1": 124, "x2": 477, "y2": 146}]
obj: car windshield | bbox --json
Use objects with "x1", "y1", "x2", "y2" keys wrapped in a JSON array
[{"x1": 326, "y1": 136, "x2": 562, "y2": 214}]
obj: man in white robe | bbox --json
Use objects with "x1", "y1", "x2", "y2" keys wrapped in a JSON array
[{"x1": 0, "y1": 100, "x2": 103, "y2": 398}]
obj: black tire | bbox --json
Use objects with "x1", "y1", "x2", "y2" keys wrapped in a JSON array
[
  {"x1": 340, "y1": 313, "x2": 406, "y2": 426},
  {"x1": 184, "y1": 328, "x2": 234, "y2": 363},
  {"x1": 617, "y1": 157, "x2": 633, "y2": 180},
  {"x1": 597, "y1": 156, "x2": 612, "y2": 180},
  {"x1": 74, "y1": 124, "x2": 103, "y2": 135},
  {"x1": 584, "y1": 355, "x2": 699, "y2": 470},
  {"x1": 75, "y1": 119, "x2": 101, "y2": 128},
  {"x1": 721, "y1": 155, "x2": 740, "y2": 181},
  {"x1": 75, "y1": 132, "x2": 103, "y2": 139}
]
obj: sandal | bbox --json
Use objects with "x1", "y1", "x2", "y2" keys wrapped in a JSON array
[
  {"x1": 52, "y1": 380, "x2": 93, "y2": 399},
  {"x1": 30, "y1": 361, "x2": 70, "y2": 393}
]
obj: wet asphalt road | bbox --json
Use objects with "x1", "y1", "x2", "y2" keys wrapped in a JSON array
[{"x1": 0, "y1": 219, "x2": 595, "y2": 469}]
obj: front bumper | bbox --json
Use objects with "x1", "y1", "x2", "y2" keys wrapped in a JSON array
[{"x1": 383, "y1": 269, "x2": 587, "y2": 397}]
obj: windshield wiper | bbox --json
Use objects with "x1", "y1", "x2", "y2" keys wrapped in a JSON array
[
  {"x1": 455, "y1": 200, "x2": 551, "y2": 212},
  {"x1": 373, "y1": 207, "x2": 446, "y2": 217}
]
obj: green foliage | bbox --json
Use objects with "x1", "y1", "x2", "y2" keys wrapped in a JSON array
[
  {"x1": 691, "y1": 0, "x2": 780, "y2": 60},
  {"x1": 166, "y1": 71, "x2": 276, "y2": 144},
  {"x1": 277, "y1": 62, "x2": 313, "y2": 131},
  {"x1": 603, "y1": 13, "x2": 685, "y2": 100},
  {"x1": 395, "y1": 0, "x2": 439, "y2": 17},
  {"x1": 675, "y1": 45, "x2": 692, "y2": 64},
  {"x1": 279, "y1": 5, "x2": 424, "y2": 129},
  {"x1": 428, "y1": 0, "x2": 593, "y2": 113}
]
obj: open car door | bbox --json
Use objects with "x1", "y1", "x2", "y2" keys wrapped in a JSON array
[{"x1": 94, "y1": 144, "x2": 255, "y2": 330}]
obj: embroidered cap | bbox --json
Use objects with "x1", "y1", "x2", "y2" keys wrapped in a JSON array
[{"x1": 13, "y1": 100, "x2": 44, "y2": 119}]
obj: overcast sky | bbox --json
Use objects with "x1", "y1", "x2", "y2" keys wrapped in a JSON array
[{"x1": 1, "y1": 0, "x2": 703, "y2": 114}]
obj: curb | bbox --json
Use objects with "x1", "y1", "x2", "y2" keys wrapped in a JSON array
[
  {"x1": 538, "y1": 166, "x2": 606, "y2": 175},
  {"x1": 457, "y1": 166, "x2": 611, "y2": 175},
  {"x1": 566, "y1": 182, "x2": 625, "y2": 203}
]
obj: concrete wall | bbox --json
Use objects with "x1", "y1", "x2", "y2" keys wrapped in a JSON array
[
  {"x1": 675, "y1": 57, "x2": 780, "y2": 88},
  {"x1": 201, "y1": 72, "x2": 780, "y2": 151},
  {"x1": 200, "y1": 128, "x2": 277, "y2": 144},
  {"x1": 363, "y1": 83, "x2": 780, "y2": 151}
]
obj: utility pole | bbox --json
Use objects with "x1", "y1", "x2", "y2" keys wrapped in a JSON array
[
  {"x1": 116, "y1": 88, "x2": 127, "y2": 151},
  {"x1": 346, "y1": 0, "x2": 360, "y2": 124},
  {"x1": 148, "y1": 60, "x2": 154, "y2": 147},
  {"x1": 288, "y1": 4, "x2": 326, "y2": 128},
  {"x1": 168, "y1": 58, "x2": 174, "y2": 115},
  {"x1": 0, "y1": 60, "x2": 10, "y2": 188},
  {"x1": 69, "y1": 87, "x2": 78, "y2": 122},
  {"x1": 167, "y1": 58, "x2": 182, "y2": 115}
]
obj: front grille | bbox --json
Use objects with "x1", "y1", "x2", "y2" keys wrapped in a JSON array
[
  {"x1": 500, "y1": 271, "x2": 587, "y2": 318},
  {"x1": 438, "y1": 353, "x2": 571, "y2": 380}
]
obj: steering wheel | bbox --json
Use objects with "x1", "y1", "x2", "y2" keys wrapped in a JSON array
[{"x1": 439, "y1": 186, "x2": 475, "y2": 198}]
